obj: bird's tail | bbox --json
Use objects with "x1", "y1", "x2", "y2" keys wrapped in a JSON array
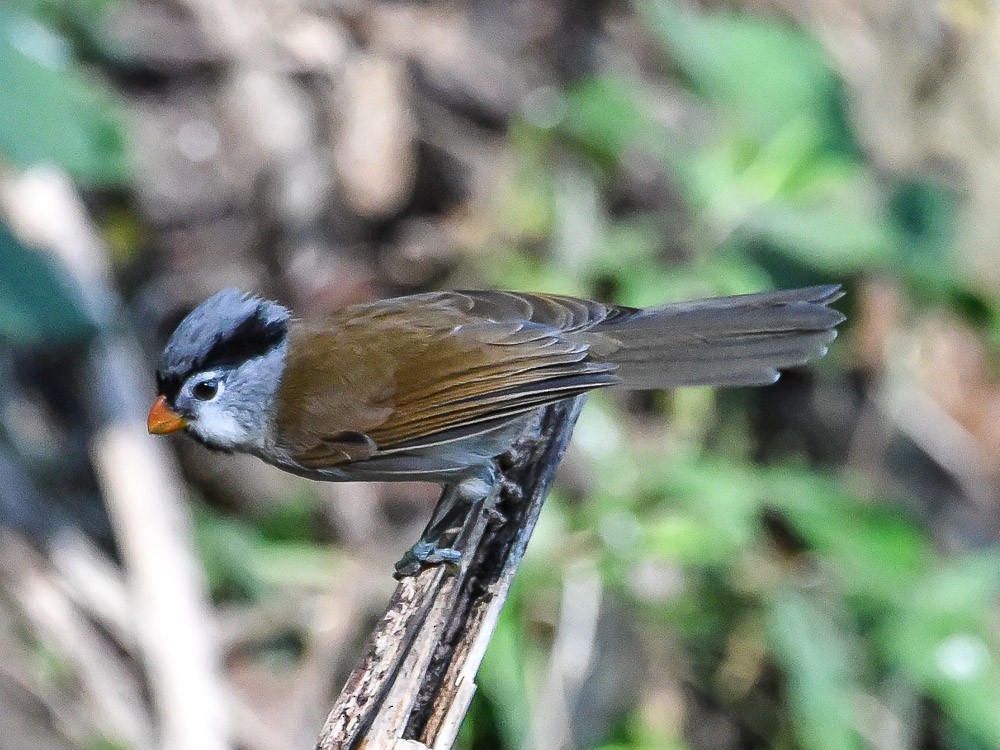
[{"x1": 591, "y1": 285, "x2": 845, "y2": 389}]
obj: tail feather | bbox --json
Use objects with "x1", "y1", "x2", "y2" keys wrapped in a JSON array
[{"x1": 592, "y1": 285, "x2": 845, "y2": 389}]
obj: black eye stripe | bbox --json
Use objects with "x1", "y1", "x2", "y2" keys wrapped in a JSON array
[
  {"x1": 156, "y1": 303, "x2": 287, "y2": 402},
  {"x1": 199, "y1": 311, "x2": 286, "y2": 372},
  {"x1": 157, "y1": 372, "x2": 182, "y2": 401}
]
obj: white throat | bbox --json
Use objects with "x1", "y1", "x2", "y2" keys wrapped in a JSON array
[{"x1": 188, "y1": 406, "x2": 253, "y2": 450}]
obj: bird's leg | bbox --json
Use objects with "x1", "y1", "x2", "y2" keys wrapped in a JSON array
[{"x1": 394, "y1": 466, "x2": 499, "y2": 578}]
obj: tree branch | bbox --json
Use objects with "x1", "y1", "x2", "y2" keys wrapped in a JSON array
[{"x1": 315, "y1": 396, "x2": 585, "y2": 750}]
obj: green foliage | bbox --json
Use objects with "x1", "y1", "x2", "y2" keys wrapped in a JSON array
[
  {"x1": 85, "y1": 740, "x2": 131, "y2": 750},
  {"x1": 0, "y1": 219, "x2": 96, "y2": 344},
  {"x1": 0, "y1": 3, "x2": 125, "y2": 352},
  {"x1": 470, "y1": 3, "x2": 1000, "y2": 748},
  {"x1": 476, "y1": 441, "x2": 1000, "y2": 747},
  {"x1": 499, "y1": 0, "x2": 965, "y2": 303},
  {"x1": 0, "y1": 5, "x2": 129, "y2": 185},
  {"x1": 193, "y1": 503, "x2": 342, "y2": 602},
  {"x1": 641, "y1": 0, "x2": 848, "y2": 147},
  {"x1": 766, "y1": 592, "x2": 862, "y2": 750},
  {"x1": 477, "y1": 578, "x2": 535, "y2": 750},
  {"x1": 883, "y1": 556, "x2": 1000, "y2": 747},
  {"x1": 639, "y1": 0, "x2": 899, "y2": 277},
  {"x1": 4, "y1": 0, "x2": 994, "y2": 747}
]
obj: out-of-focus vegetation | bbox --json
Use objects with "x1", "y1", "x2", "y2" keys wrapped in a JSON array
[{"x1": 2, "y1": 1, "x2": 1000, "y2": 749}]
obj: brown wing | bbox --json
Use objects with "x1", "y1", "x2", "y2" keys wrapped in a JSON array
[{"x1": 274, "y1": 291, "x2": 623, "y2": 469}]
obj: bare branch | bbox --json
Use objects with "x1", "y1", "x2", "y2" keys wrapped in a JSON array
[
  {"x1": 316, "y1": 396, "x2": 584, "y2": 750},
  {"x1": 0, "y1": 532, "x2": 154, "y2": 748}
]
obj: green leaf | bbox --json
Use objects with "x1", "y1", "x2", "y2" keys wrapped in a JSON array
[
  {"x1": 889, "y1": 179, "x2": 957, "y2": 279},
  {"x1": 769, "y1": 472, "x2": 929, "y2": 604},
  {"x1": 641, "y1": 512, "x2": 731, "y2": 565},
  {"x1": 560, "y1": 77, "x2": 657, "y2": 164},
  {"x1": 641, "y1": 0, "x2": 841, "y2": 141},
  {"x1": 882, "y1": 555, "x2": 1000, "y2": 748},
  {"x1": 86, "y1": 740, "x2": 131, "y2": 750},
  {"x1": 0, "y1": 220, "x2": 96, "y2": 344},
  {"x1": 193, "y1": 505, "x2": 341, "y2": 601},
  {"x1": 740, "y1": 194, "x2": 898, "y2": 272},
  {"x1": 0, "y1": 7, "x2": 129, "y2": 184},
  {"x1": 654, "y1": 460, "x2": 763, "y2": 554},
  {"x1": 767, "y1": 591, "x2": 864, "y2": 750},
  {"x1": 479, "y1": 600, "x2": 532, "y2": 750}
]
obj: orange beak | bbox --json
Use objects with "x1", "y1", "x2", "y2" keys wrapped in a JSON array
[{"x1": 147, "y1": 395, "x2": 188, "y2": 435}]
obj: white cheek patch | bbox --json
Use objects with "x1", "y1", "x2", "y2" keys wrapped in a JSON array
[{"x1": 189, "y1": 405, "x2": 249, "y2": 449}]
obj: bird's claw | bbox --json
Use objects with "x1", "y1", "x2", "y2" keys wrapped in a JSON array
[{"x1": 393, "y1": 540, "x2": 463, "y2": 578}]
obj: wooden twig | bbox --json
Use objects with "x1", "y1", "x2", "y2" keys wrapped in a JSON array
[
  {"x1": 0, "y1": 532, "x2": 155, "y2": 749},
  {"x1": 316, "y1": 396, "x2": 585, "y2": 750}
]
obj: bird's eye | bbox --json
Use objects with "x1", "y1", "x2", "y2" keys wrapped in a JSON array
[{"x1": 192, "y1": 379, "x2": 220, "y2": 401}]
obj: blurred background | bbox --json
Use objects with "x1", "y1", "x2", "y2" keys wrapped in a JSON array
[{"x1": 2, "y1": 0, "x2": 1000, "y2": 748}]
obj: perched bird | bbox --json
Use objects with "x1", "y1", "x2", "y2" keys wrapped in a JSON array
[{"x1": 148, "y1": 285, "x2": 844, "y2": 573}]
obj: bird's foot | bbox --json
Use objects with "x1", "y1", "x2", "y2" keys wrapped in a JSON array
[
  {"x1": 393, "y1": 466, "x2": 501, "y2": 579},
  {"x1": 393, "y1": 540, "x2": 463, "y2": 578}
]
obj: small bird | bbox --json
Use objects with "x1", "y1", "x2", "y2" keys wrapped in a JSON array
[{"x1": 148, "y1": 285, "x2": 844, "y2": 573}]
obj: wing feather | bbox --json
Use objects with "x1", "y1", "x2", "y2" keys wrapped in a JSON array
[{"x1": 275, "y1": 291, "x2": 620, "y2": 468}]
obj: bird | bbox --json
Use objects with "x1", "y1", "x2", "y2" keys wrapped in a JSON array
[{"x1": 147, "y1": 285, "x2": 844, "y2": 574}]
